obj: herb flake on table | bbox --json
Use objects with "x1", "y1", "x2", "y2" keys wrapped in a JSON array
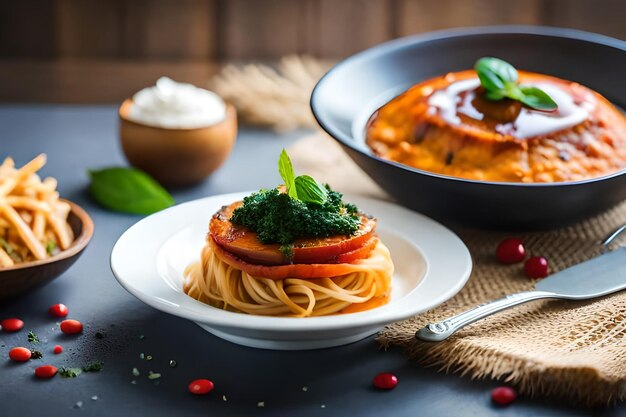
[
  {"x1": 60, "y1": 367, "x2": 83, "y2": 378},
  {"x1": 27, "y1": 330, "x2": 39, "y2": 343},
  {"x1": 83, "y1": 360, "x2": 104, "y2": 372},
  {"x1": 147, "y1": 371, "x2": 161, "y2": 380}
]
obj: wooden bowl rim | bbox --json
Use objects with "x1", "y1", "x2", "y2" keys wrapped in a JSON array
[
  {"x1": 0, "y1": 199, "x2": 94, "y2": 272},
  {"x1": 119, "y1": 98, "x2": 236, "y2": 132}
]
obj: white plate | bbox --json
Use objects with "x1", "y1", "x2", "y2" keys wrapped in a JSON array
[{"x1": 111, "y1": 192, "x2": 472, "y2": 350}]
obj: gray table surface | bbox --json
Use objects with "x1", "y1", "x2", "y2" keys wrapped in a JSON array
[{"x1": 0, "y1": 105, "x2": 622, "y2": 417}]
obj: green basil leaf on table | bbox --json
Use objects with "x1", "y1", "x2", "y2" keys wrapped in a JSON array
[
  {"x1": 88, "y1": 167, "x2": 175, "y2": 215},
  {"x1": 278, "y1": 148, "x2": 298, "y2": 200},
  {"x1": 293, "y1": 175, "x2": 328, "y2": 205}
]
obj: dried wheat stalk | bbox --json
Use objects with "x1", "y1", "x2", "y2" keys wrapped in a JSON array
[{"x1": 210, "y1": 55, "x2": 332, "y2": 132}]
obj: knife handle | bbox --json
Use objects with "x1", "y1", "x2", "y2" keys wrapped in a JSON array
[{"x1": 416, "y1": 290, "x2": 556, "y2": 342}]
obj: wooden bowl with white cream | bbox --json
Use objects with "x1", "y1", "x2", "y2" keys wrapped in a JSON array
[{"x1": 119, "y1": 77, "x2": 237, "y2": 187}]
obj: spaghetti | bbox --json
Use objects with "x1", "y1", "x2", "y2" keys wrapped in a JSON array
[
  {"x1": 182, "y1": 150, "x2": 394, "y2": 317},
  {"x1": 183, "y1": 237, "x2": 394, "y2": 317}
]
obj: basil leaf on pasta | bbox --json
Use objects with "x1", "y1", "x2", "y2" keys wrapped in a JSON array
[
  {"x1": 278, "y1": 149, "x2": 298, "y2": 200},
  {"x1": 294, "y1": 175, "x2": 328, "y2": 205}
]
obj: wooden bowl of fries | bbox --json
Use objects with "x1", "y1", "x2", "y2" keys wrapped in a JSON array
[{"x1": 0, "y1": 155, "x2": 94, "y2": 300}]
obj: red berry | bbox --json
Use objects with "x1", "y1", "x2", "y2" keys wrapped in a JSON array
[
  {"x1": 496, "y1": 238, "x2": 526, "y2": 264},
  {"x1": 1, "y1": 318, "x2": 24, "y2": 332},
  {"x1": 372, "y1": 372, "x2": 398, "y2": 390},
  {"x1": 9, "y1": 347, "x2": 32, "y2": 362},
  {"x1": 60, "y1": 319, "x2": 83, "y2": 334},
  {"x1": 524, "y1": 256, "x2": 549, "y2": 279},
  {"x1": 53, "y1": 345, "x2": 63, "y2": 354},
  {"x1": 188, "y1": 379, "x2": 214, "y2": 395},
  {"x1": 49, "y1": 304, "x2": 68, "y2": 318},
  {"x1": 491, "y1": 386, "x2": 517, "y2": 406},
  {"x1": 35, "y1": 365, "x2": 58, "y2": 379}
]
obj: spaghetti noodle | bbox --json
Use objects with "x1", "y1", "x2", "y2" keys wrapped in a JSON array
[{"x1": 183, "y1": 237, "x2": 394, "y2": 317}]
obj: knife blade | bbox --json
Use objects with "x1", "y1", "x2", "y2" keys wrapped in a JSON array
[
  {"x1": 536, "y1": 247, "x2": 626, "y2": 298},
  {"x1": 416, "y1": 246, "x2": 626, "y2": 342}
]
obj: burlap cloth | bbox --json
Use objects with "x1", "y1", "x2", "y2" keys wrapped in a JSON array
[{"x1": 289, "y1": 133, "x2": 626, "y2": 406}]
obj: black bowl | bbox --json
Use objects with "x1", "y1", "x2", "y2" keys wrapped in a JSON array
[{"x1": 311, "y1": 26, "x2": 626, "y2": 230}]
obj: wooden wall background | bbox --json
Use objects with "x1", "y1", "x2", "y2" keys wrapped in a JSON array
[{"x1": 0, "y1": 0, "x2": 624, "y2": 103}]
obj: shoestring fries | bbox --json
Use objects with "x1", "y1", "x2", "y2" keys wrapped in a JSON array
[{"x1": 0, "y1": 154, "x2": 73, "y2": 268}]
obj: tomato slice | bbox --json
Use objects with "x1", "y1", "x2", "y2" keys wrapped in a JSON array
[
  {"x1": 208, "y1": 238, "x2": 368, "y2": 280},
  {"x1": 335, "y1": 237, "x2": 378, "y2": 264},
  {"x1": 209, "y1": 202, "x2": 376, "y2": 265}
]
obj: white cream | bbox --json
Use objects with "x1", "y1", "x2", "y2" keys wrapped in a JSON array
[
  {"x1": 428, "y1": 78, "x2": 481, "y2": 124},
  {"x1": 128, "y1": 77, "x2": 226, "y2": 129},
  {"x1": 427, "y1": 77, "x2": 593, "y2": 139},
  {"x1": 506, "y1": 82, "x2": 593, "y2": 138}
]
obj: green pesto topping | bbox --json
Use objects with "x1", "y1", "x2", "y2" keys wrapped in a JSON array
[
  {"x1": 230, "y1": 187, "x2": 360, "y2": 245},
  {"x1": 279, "y1": 244, "x2": 295, "y2": 259}
]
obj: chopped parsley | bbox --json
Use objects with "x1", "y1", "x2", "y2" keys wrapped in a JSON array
[
  {"x1": 0, "y1": 238, "x2": 14, "y2": 254},
  {"x1": 60, "y1": 367, "x2": 82, "y2": 378},
  {"x1": 59, "y1": 360, "x2": 104, "y2": 378},
  {"x1": 83, "y1": 360, "x2": 104, "y2": 372},
  {"x1": 0, "y1": 238, "x2": 22, "y2": 262},
  {"x1": 30, "y1": 349, "x2": 43, "y2": 359},
  {"x1": 0, "y1": 238, "x2": 12, "y2": 254},
  {"x1": 45, "y1": 240, "x2": 57, "y2": 256},
  {"x1": 27, "y1": 330, "x2": 39, "y2": 343},
  {"x1": 230, "y1": 187, "x2": 360, "y2": 245}
]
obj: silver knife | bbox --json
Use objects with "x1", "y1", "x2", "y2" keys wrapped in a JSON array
[{"x1": 416, "y1": 246, "x2": 626, "y2": 342}]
